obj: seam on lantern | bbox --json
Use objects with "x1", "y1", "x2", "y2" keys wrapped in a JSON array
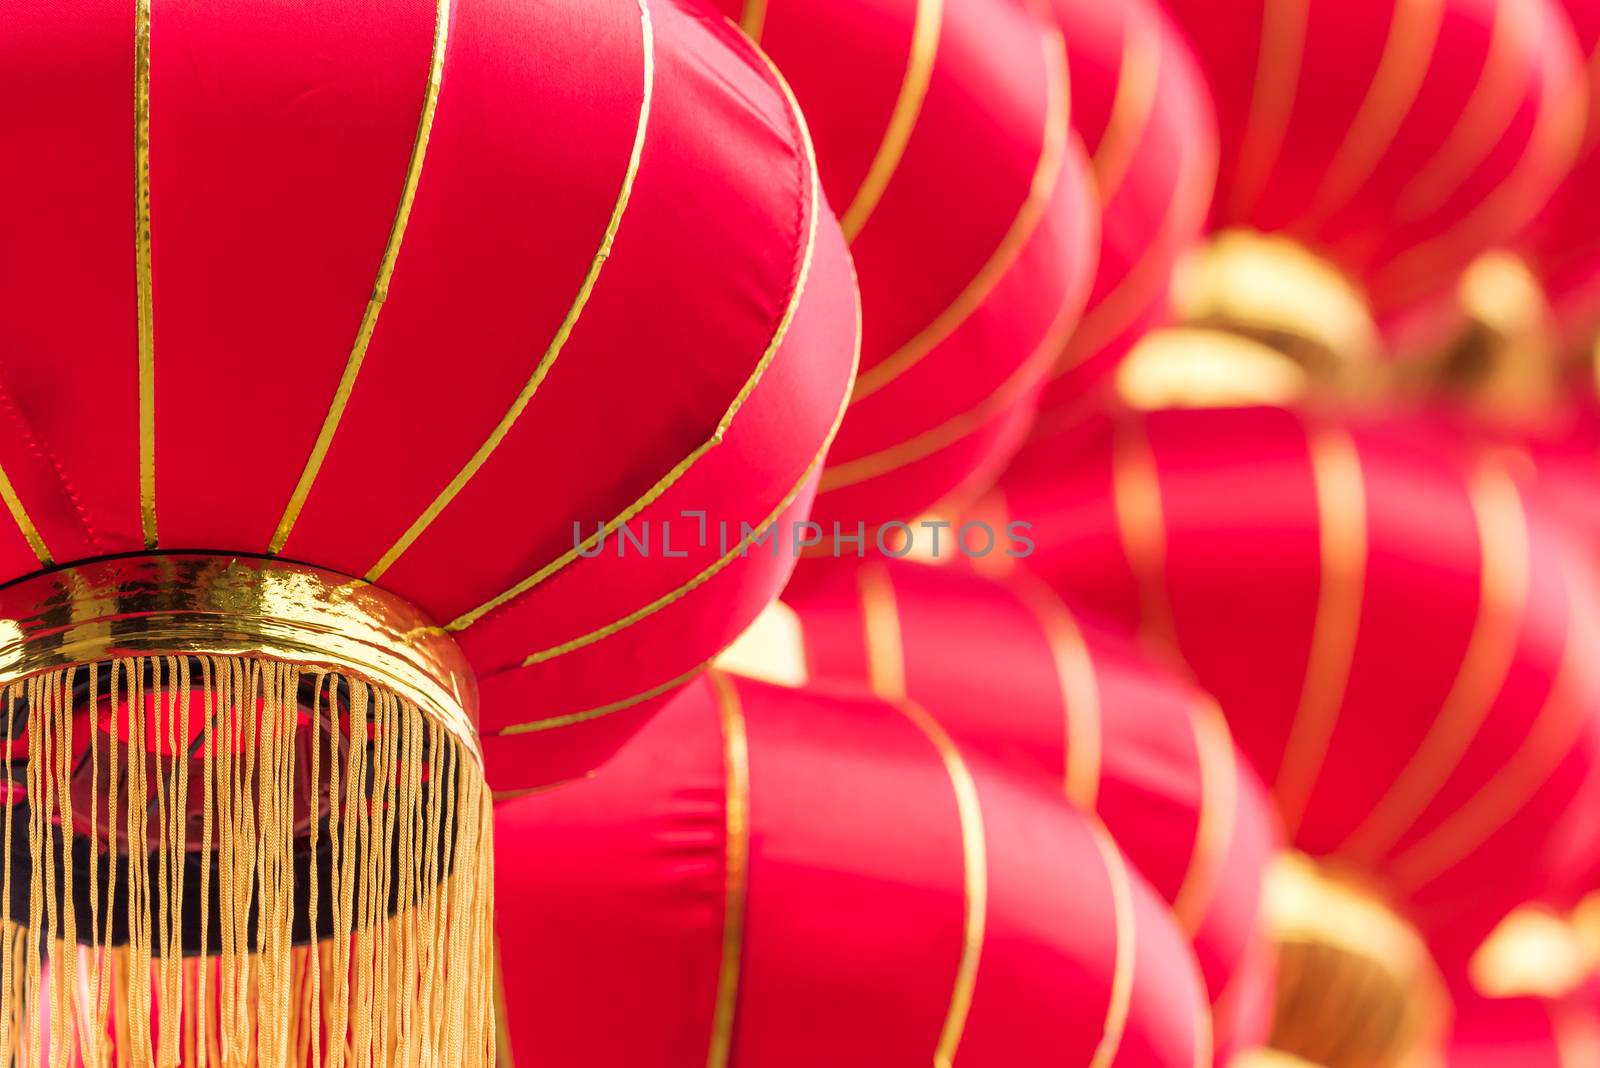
[
  {"x1": 1015, "y1": 576, "x2": 1102, "y2": 811},
  {"x1": 507, "y1": 294, "x2": 861, "y2": 671},
  {"x1": 1393, "y1": 0, "x2": 1533, "y2": 221},
  {"x1": 738, "y1": 0, "x2": 767, "y2": 42},
  {"x1": 847, "y1": 20, "x2": 1069, "y2": 405},
  {"x1": 267, "y1": 0, "x2": 452, "y2": 556},
  {"x1": 706, "y1": 670, "x2": 751, "y2": 1068},
  {"x1": 1171, "y1": 696, "x2": 1238, "y2": 936},
  {"x1": 1092, "y1": 9, "x2": 1162, "y2": 206},
  {"x1": 1302, "y1": 0, "x2": 1445, "y2": 226},
  {"x1": 894, "y1": 698, "x2": 986, "y2": 1068},
  {"x1": 362, "y1": 0, "x2": 657, "y2": 583},
  {"x1": 491, "y1": 659, "x2": 711, "y2": 735},
  {"x1": 1336, "y1": 465, "x2": 1527, "y2": 861},
  {"x1": 1373, "y1": 60, "x2": 1588, "y2": 300},
  {"x1": 1088, "y1": 815, "x2": 1135, "y2": 1068},
  {"x1": 445, "y1": 43, "x2": 820, "y2": 634},
  {"x1": 836, "y1": 0, "x2": 944, "y2": 242},
  {"x1": 0, "y1": 371, "x2": 102, "y2": 562},
  {"x1": 1389, "y1": 582, "x2": 1597, "y2": 892},
  {"x1": 818, "y1": 261, "x2": 1080, "y2": 493},
  {"x1": 1273, "y1": 425, "x2": 1367, "y2": 838},
  {"x1": 135, "y1": 0, "x2": 156, "y2": 548},
  {"x1": 857, "y1": 562, "x2": 907, "y2": 701},
  {"x1": 1226, "y1": 0, "x2": 1309, "y2": 220}
]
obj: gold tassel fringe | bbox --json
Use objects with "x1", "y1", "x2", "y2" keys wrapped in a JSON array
[{"x1": 0, "y1": 655, "x2": 494, "y2": 1068}]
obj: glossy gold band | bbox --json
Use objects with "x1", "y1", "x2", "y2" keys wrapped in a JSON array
[
  {"x1": 1265, "y1": 853, "x2": 1445, "y2": 1068},
  {"x1": 1175, "y1": 229, "x2": 1380, "y2": 373},
  {"x1": 0, "y1": 554, "x2": 479, "y2": 762}
]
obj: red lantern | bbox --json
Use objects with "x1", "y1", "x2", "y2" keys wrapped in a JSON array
[
  {"x1": 0, "y1": 0, "x2": 858, "y2": 798},
  {"x1": 1517, "y1": 0, "x2": 1600, "y2": 343},
  {"x1": 715, "y1": 0, "x2": 1101, "y2": 535},
  {"x1": 0, "y1": 0, "x2": 856, "y2": 1062},
  {"x1": 763, "y1": 558, "x2": 1279, "y2": 1061},
  {"x1": 999, "y1": 405, "x2": 1600, "y2": 965},
  {"x1": 1032, "y1": 0, "x2": 1220, "y2": 428},
  {"x1": 1445, "y1": 991, "x2": 1600, "y2": 1068},
  {"x1": 1164, "y1": 0, "x2": 1587, "y2": 335},
  {"x1": 494, "y1": 670, "x2": 1213, "y2": 1067}
]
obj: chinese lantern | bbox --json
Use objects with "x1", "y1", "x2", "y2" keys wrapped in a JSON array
[
  {"x1": 717, "y1": 0, "x2": 1101, "y2": 536},
  {"x1": 1445, "y1": 991, "x2": 1600, "y2": 1068},
  {"x1": 494, "y1": 671, "x2": 1213, "y2": 1067},
  {"x1": 1031, "y1": 0, "x2": 1220, "y2": 429},
  {"x1": 1000, "y1": 404, "x2": 1600, "y2": 970},
  {"x1": 1163, "y1": 0, "x2": 1587, "y2": 345},
  {"x1": 1516, "y1": 0, "x2": 1600, "y2": 345},
  {"x1": 0, "y1": 0, "x2": 856, "y2": 1062},
  {"x1": 739, "y1": 558, "x2": 1278, "y2": 1061},
  {"x1": 1258, "y1": 852, "x2": 1449, "y2": 1068}
]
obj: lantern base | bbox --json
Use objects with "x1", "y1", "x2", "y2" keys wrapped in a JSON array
[
  {"x1": 1264, "y1": 853, "x2": 1446, "y2": 1068},
  {"x1": 0, "y1": 557, "x2": 494, "y2": 1067}
]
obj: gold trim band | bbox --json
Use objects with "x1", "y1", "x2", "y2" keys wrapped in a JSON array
[
  {"x1": 837, "y1": 0, "x2": 943, "y2": 242},
  {"x1": 1088, "y1": 816, "x2": 1136, "y2": 1068},
  {"x1": 0, "y1": 554, "x2": 479, "y2": 762},
  {"x1": 896, "y1": 698, "x2": 986, "y2": 1068},
  {"x1": 0, "y1": 464, "x2": 51, "y2": 567},
  {"x1": 269, "y1": 0, "x2": 452, "y2": 556},
  {"x1": 445, "y1": 43, "x2": 822, "y2": 633},
  {"x1": 849, "y1": 20, "x2": 1069, "y2": 404},
  {"x1": 364, "y1": 0, "x2": 656, "y2": 583},
  {"x1": 135, "y1": 0, "x2": 156, "y2": 549},
  {"x1": 706, "y1": 670, "x2": 751, "y2": 1068},
  {"x1": 1273, "y1": 426, "x2": 1366, "y2": 837}
]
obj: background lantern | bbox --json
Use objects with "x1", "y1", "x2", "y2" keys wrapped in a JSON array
[
  {"x1": 747, "y1": 558, "x2": 1280, "y2": 1062},
  {"x1": 1444, "y1": 990, "x2": 1600, "y2": 1068},
  {"x1": 1515, "y1": 0, "x2": 1600, "y2": 347},
  {"x1": 717, "y1": 0, "x2": 1101, "y2": 539},
  {"x1": 493, "y1": 670, "x2": 1213, "y2": 1067},
  {"x1": 1029, "y1": 0, "x2": 1220, "y2": 430},
  {"x1": 0, "y1": 0, "x2": 857, "y2": 1061},
  {"x1": 1161, "y1": 0, "x2": 1587, "y2": 344},
  {"x1": 997, "y1": 404, "x2": 1600, "y2": 969}
]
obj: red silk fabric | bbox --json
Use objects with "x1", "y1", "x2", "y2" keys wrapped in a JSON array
[
  {"x1": 1164, "y1": 0, "x2": 1586, "y2": 335},
  {"x1": 1520, "y1": 0, "x2": 1600, "y2": 341},
  {"x1": 780, "y1": 558, "x2": 1279, "y2": 1062},
  {"x1": 1000, "y1": 405, "x2": 1600, "y2": 964},
  {"x1": 1032, "y1": 0, "x2": 1219, "y2": 428},
  {"x1": 494, "y1": 671, "x2": 1211, "y2": 1067},
  {"x1": 1445, "y1": 990, "x2": 1600, "y2": 1067},
  {"x1": 716, "y1": 0, "x2": 1101, "y2": 536},
  {"x1": 0, "y1": 0, "x2": 858, "y2": 791}
]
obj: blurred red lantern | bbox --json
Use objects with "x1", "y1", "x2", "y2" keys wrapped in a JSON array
[
  {"x1": 0, "y1": 0, "x2": 856, "y2": 1061},
  {"x1": 1517, "y1": 0, "x2": 1600, "y2": 344},
  {"x1": 1445, "y1": 991, "x2": 1600, "y2": 1068},
  {"x1": 999, "y1": 405, "x2": 1600, "y2": 965},
  {"x1": 738, "y1": 558, "x2": 1280, "y2": 1061},
  {"x1": 1031, "y1": 0, "x2": 1220, "y2": 428},
  {"x1": 1164, "y1": 0, "x2": 1587, "y2": 338},
  {"x1": 715, "y1": 0, "x2": 1101, "y2": 535},
  {"x1": 494, "y1": 670, "x2": 1213, "y2": 1067}
]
